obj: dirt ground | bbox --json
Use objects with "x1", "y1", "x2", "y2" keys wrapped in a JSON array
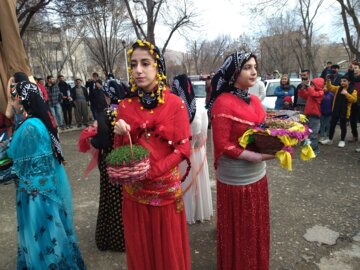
[{"x1": 1, "y1": 128, "x2": 359, "y2": 270}]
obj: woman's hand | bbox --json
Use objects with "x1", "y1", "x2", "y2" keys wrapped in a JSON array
[
  {"x1": 114, "y1": 119, "x2": 131, "y2": 135},
  {"x1": 261, "y1": 153, "x2": 276, "y2": 161},
  {"x1": 238, "y1": 150, "x2": 276, "y2": 163}
]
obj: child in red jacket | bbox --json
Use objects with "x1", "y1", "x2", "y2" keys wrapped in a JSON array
[
  {"x1": 298, "y1": 77, "x2": 324, "y2": 155},
  {"x1": 281, "y1": 96, "x2": 294, "y2": 110}
]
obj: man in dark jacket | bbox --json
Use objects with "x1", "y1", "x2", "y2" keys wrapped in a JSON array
[
  {"x1": 321, "y1": 75, "x2": 357, "y2": 148},
  {"x1": 348, "y1": 61, "x2": 360, "y2": 146},
  {"x1": 71, "y1": 78, "x2": 89, "y2": 128},
  {"x1": 58, "y1": 75, "x2": 73, "y2": 129},
  {"x1": 86, "y1": 72, "x2": 99, "y2": 120},
  {"x1": 320, "y1": 61, "x2": 332, "y2": 80},
  {"x1": 294, "y1": 69, "x2": 310, "y2": 112},
  {"x1": 330, "y1": 64, "x2": 341, "y2": 86}
]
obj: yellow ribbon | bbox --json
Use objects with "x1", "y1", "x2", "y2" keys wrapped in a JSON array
[
  {"x1": 275, "y1": 150, "x2": 293, "y2": 171},
  {"x1": 300, "y1": 144, "x2": 316, "y2": 160}
]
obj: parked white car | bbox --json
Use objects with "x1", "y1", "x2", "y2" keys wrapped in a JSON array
[
  {"x1": 191, "y1": 80, "x2": 206, "y2": 108},
  {"x1": 262, "y1": 78, "x2": 301, "y2": 110}
]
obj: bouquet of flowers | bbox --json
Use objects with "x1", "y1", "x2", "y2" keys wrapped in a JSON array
[
  {"x1": 239, "y1": 112, "x2": 315, "y2": 171},
  {"x1": 106, "y1": 139, "x2": 150, "y2": 185}
]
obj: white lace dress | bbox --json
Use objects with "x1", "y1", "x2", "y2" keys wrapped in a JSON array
[{"x1": 180, "y1": 106, "x2": 213, "y2": 224}]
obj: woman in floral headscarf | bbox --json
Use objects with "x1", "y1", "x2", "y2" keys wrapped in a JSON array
[
  {"x1": 207, "y1": 52, "x2": 274, "y2": 270},
  {"x1": 6, "y1": 78, "x2": 85, "y2": 269},
  {"x1": 113, "y1": 40, "x2": 191, "y2": 270}
]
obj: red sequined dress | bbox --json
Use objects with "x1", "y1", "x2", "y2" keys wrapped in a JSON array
[
  {"x1": 212, "y1": 92, "x2": 270, "y2": 270},
  {"x1": 113, "y1": 88, "x2": 191, "y2": 270}
]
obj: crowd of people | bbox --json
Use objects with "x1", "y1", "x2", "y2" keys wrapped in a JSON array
[
  {"x1": 24, "y1": 73, "x2": 128, "y2": 132},
  {"x1": 1, "y1": 38, "x2": 359, "y2": 270},
  {"x1": 271, "y1": 62, "x2": 359, "y2": 158}
]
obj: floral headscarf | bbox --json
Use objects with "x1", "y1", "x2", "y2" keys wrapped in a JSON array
[
  {"x1": 16, "y1": 81, "x2": 65, "y2": 163},
  {"x1": 171, "y1": 74, "x2": 196, "y2": 123},
  {"x1": 127, "y1": 40, "x2": 167, "y2": 109},
  {"x1": 206, "y1": 51, "x2": 256, "y2": 115}
]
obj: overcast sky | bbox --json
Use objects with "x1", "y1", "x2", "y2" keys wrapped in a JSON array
[{"x1": 162, "y1": 0, "x2": 343, "y2": 52}]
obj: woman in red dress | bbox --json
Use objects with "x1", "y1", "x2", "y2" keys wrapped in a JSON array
[
  {"x1": 113, "y1": 40, "x2": 191, "y2": 270},
  {"x1": 207, "y1": 52, "x2": 275, "y2": 270}
]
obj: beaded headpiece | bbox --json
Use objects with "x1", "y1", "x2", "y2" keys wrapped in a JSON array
[{"x1": 127, "y1": 40, "x2": 167, "y2": 104}]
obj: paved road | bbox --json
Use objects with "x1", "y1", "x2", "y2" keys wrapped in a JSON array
[{"x1": 1, "y1": 128, "x2": 359, "y2": 269}]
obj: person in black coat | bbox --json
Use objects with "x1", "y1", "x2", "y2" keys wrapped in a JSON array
[
  {"x1": 86, "y1": 72, "x2": 100, "y2": 120},
  {"x1": 58, "y1": 75, "x2": 73, "y2": 128},
  {"x1": 320, "y1": 61, "x2": 332, "y2": 80}
]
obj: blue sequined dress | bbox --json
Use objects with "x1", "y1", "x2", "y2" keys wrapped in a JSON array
[{"x1": 7, "y1": 118, "x2": 86, "y2": 270}]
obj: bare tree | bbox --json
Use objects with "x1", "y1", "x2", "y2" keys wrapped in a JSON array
[
  {"x1": 187, "y1": 39, "x2": 206, "y2": 74},
  {"x1": 297, "y1": 0, "x2": 324, "y2": 76},
  {"x1": 123, "y1": 0, "x2": 197, "y2": 53},
  {"x1": 185, "y1": 36, "x2": 235, "y2": 75},
  {"x1": 16, "y1": 0, "x2": 53, "y2": 36},
  {"x1": 258, "y1": 12, "x2": 301, "y2": 75},
  {"x1": 23, "y1": 14, "x2": 86, "y2": 78},
  {"x1": 336, "y1": 0, "x2": 360, "y2": 60},
  {"x1": 58, "y1": 21, "x2": 87, "y2": 77},
  {"x1": 251, "y1": 0, "x2": 325, "y2": 76},
  {"x1": 83, "y1": 0, "x2": 128, "y2": 76},
  {"x1": 182, "y1": 52, "x2": 193, "y2": 74}
]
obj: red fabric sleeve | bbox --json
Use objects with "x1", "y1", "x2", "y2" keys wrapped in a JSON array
[
  {"x1": 148, "y1": 95, "x2": 191, "y2": 180},
  {"x1": 147, "y1": 151, "x2": 184, "y2": 179},
  {"x1": 211, "y1": 94, "x2": 266, "y2": 168},
  {"x1": 212, "y1": 112, "x2": 243, "y2": 160}
]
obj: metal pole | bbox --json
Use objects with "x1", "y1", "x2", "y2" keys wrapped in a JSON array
[{"x1": 122, "y1": 40, "x2": 129, "y2": 83}]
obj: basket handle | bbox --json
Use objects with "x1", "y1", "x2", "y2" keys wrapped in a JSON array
[{"x1": 127, "y1": 133, "x2": 134, "y2": 161}]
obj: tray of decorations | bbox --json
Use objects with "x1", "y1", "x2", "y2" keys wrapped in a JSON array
[
  {"x1": 265, "y1": 109, "x2": 306, "y2": 122},
  {"x1": 106, "y1": 135, "x2": 150, "y2": 185},
  {"x1": 239, "y1": 116, "x2": 315, "y2": 171}
]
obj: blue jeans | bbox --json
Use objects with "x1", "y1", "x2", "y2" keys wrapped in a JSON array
[
  {"x1": 308, "y1": 115, "x2": 320, "y2": 153},
  {"x1": 320, "y1": 115, "x2": 331, "y2": 138},
  {"x1": 49, "y1": 103, "x2": 63, "y2": 127}
]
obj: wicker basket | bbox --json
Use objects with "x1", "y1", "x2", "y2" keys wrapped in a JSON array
[
  {"x1": 107, "y1": 134, "x2": 150, "y2": 185},
  {"x1": 253, "y1": 133, "x2": 284, "y2": 155}
]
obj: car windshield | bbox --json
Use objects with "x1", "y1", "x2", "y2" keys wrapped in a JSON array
[
  {"x1": 192, "y1": 83, "x2": 206, "y2": 98},
  {"x1": 266, "y1": 82, "x2": 279, "y2": 96},
  {"x1": 266, "y1": 79, "x2": 301, "y2": 96}
]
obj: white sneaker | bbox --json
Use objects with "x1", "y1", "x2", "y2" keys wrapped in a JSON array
[
  {"x1": 319, "y1": 137, "x2": 326, "y2": 143},
  {"x1": 321, "y1": 138, "x2": 333, "y2": 145},
  {"x1": 355, "y1": 147, "x2": 360, "y2": 153},
  {"x1": 338, "y1": 141, "x2": 345, "y2": 148}
]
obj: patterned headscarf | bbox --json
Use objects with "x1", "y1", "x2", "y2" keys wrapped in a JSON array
[
  {"x1": 16, "y1": 81, "x2": 65, "y2": 163},
  {"x1": 171, "y1": 74, "x2": 197, "y2": 123},
  {"x1": 206, "y1": 51, "x2": 256, "y2": 115},
  {"x1": 127, "y1": 40, "x2": 167, "y2": 109},
  {"x1": 14, "y1": 72, "x2": 30, "y2": 83}
]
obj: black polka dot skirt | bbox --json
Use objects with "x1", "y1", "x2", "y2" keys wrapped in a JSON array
[{"x1": 95, "y1": 150, "x2": 126, "y2": 252}]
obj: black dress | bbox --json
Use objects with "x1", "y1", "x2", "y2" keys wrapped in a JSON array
[{"x1": 91, "y1": 107, "x2": 125, "y2": 252}]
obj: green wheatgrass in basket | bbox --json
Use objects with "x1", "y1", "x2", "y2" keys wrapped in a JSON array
[{"x1": 106, "y1": 145, "x2": 149, "y2": 166}]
